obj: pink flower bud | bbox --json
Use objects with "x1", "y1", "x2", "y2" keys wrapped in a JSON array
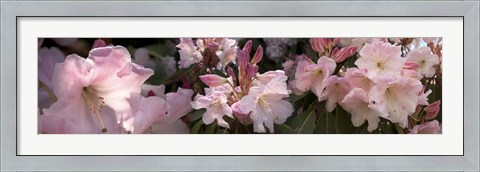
[
  {"x1": 331, "y1": 46, "x2": 357, "y2": 63},
  {"x1": 208, "y1": 42, "x2": 219, "y2": 51},
  {"x1": 250, "y1": 45, "x2": 263, "y2": 64},
  {"x1": 425, "y1": 100, "x2": 441, "y2": 120},
  {"x1": 310, "y1": 38, "x2": 328, "y2": 53},
  {"x1": 227, "y1": 66, "x2": 237, "y2": 85},
  {"x1": 403, "y1": 61, "x2": 419, "y2": 70},
  {"x1": 409, "y1": 120, "x2": 441, "y2": 134},
  {"x1": 242, "y1": 40, "x2": 253, "y2": 54},
  {"x1": 92, "y1": 39, "x2": 107, "y2": 48},
  {"x1": 237, "y1": 50, "x2": 249, "y2": 70},
  {"x1": 332, "y1": 38, "x2": 340, "y2": 46},
  {"x1": 199, "y1": 74, "x2": 228, "y2": 87}
]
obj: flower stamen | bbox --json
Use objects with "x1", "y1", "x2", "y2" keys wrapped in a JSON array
[{"x1": 81, "y1": 87, "x2": 107, "y2": 133}]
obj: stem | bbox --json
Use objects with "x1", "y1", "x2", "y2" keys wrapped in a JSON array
[{"x1": 39, "y1": 80, "x2": 57, "y2": 102}]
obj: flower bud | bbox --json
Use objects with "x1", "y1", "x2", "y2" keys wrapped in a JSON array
[
  {"x1": 403, "y1": 61, "x2": 419, "y2": 70},
  {"x1": 331, "y1": 46, "x2": 357, "y2": 63},
  {"x1": 227, "y1": 66, "x2": 237, "y2": 84},
  {"x1": 332, "y1": 38, "x2": 340, "y2": 46},
  {"x1": 237, "y1": 50, "x2": 249, "y2": 70},
  {"x1": 208, "y1": 42, "x2": 219, "y2": 52},
  {"x1": 242, "y1": 40, "x2": 253, "y2": 54},
  {"x1": 425, "y1": 100, "x2": 441, "y2": 120},
  {"x1": 92, "y1": 39, "x2": 107, "y2": 48},
  {"x1": 310, "y1": 38, "x2": 327, "y2": 53},
  {"x1": 199, "y1": 74, "x2": 227, "y2": 87},
  {"x1": 250, "y1": 45, "x2": 263, "y2": 64}
]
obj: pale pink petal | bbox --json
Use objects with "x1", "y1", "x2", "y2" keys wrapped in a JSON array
[{"x1": 128, "y1": 94, "x2": 167, "y2": 134}]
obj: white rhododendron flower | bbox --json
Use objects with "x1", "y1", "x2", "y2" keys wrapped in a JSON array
[
  {"x1": 406, "y1": 47, "x2": 440, "y2": 78},
  {"x1": 215, "y1": 38, "x2": 238, "y2": 70},
  {"x1": 342, "y1": 88, "x2": 384, "y2": 132},
  {"x1": 356, "y1": 42, "x2": 405, "y2": 79},
  {"x1": 177, "y1": 38, "x2": 203, "y2": 68},
  {"x1": 238, "y1": 76, "x2": 293, "y2": 133},
  {"x1": 294, "y1": 56, "x2": 336, "y2": 101},
  {"x1": 368, "y1": 77, "x2": 423, "y2": 128},
  {"x1": 192, "y1": 91, "x2": 233, "y2": 128}
]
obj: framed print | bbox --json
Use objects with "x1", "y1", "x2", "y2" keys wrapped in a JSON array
[{"x1": 1, "y1": 0, "x2": 479, "y2": 171}]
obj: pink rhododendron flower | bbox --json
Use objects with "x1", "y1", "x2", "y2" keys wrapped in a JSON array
[
  {"x1": 40, "y1": 46, "x2": 154, "y2": 134},
  {"x1": 141, "y1": 87, "x2": 193, "y2": 134},
  {"x1": 38, "y1": 47, "x2": 65, "y2": 87},
  {"x1": 295, "y1": 56, "x2": 336, "y2": 101},
  {"x1": 323, "y1": 76, "x2": 351, "y2": 112},
  {"x1": 255, "y1": 70, "x2": 288, "y2": 85},
  {"x1": 215, "y1": 38, "x2": 238, "y2": 70},
  {"x1": 403, "y1": 61, "x2": 420, "y2": 71},
  {"x1": 425, "y1": 100, "x2": 441, "y2": 120},
  {"x1": 344, "y1": 68, "x2": 374, "y2": 92},
  {"x1": 238, "y1": 76, "x2": 293, "y2": 133},
  {"x1": 417, "y1": 88, "x2": 432, "y2": 106},
  {"x1": 177, "y1": 38, "x2": 203, "y2": 68},
  {"x1": 356, "y1": 41, "x2": 405, "y2": 79},
  {"x1": 368, "y1": 77, "x2": 423, "y2": 128},
  {"x1": 192, "y1": 91, "x2": 233, "y2": 128},
  {"x1": 288, "y1": 80, "x2": 306, "y2": 96},
  {"x1": 92, "y1": 39, "x2": 107, "y2": 48},
  {"x1": 38, "y1": 47, "x2": 65, "y2": 109},
  {"x1": 125, "y1": 93, "x2": 167, "y2": 133},
  {"x1": 134, "y1": 48, "x2": 154, "y2": 69},
  {"x1": 282, "y1": 59, "x2": 295, "y2": 75},
  {"x1": 406, "y1": 47, "x2": 440, "y2": 78},
  {"x1": 342, "y1": 88, "x2": 384, "y2": 132},
  {"x1": 350, "y1": 38, "x2": 387, "y2": 52},
  {"x1": 401, "y1": 69, "x2": 421, "y2": 79},
  {"x1": 409, "y1": 120, "x2": 441, "y2": 134}
]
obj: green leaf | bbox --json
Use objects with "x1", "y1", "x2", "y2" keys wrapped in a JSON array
[
  {"x1": 216, "y1": 129, "x2": 229, "y2": 134},
  {"x1": 334, "y1": 107, "x2": 357, "y2": 134},
  {"x1": 302, "y1": 93, "x2": 317, "y2": 111},
  {"x1": 188, "y1": 109, "x2": 205, "y2": 122},
  {"x1": 296, "y1": 111, "x2": 316, "y2": 134},
  {"x1": 395, "y1": 124, "x2": 405, "y2": 134},
  {"x1": 274, "y1": 124, "x2": 297, "y2": 134},
  {"x1": 313, "y1": 103, "x2": 336, "y2": 134},
  {"x1": 190, "y1": 120, "x2": 204, "y2": 134},
  {"x1": 205, "y1": 123, "x2": 218, "y2": 134}
]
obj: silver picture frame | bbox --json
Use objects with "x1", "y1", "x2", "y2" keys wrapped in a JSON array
[{"x1": 1, "y1": 0, "x2": 478, "y2": 171}]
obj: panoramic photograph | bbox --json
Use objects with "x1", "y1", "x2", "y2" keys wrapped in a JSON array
[{"x1": 37, "y1": 37, "x2": 442, "y2": 134}]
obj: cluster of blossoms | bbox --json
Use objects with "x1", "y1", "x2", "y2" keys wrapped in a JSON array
[
  {"x1": 176, "y1": 38, "x2": 238, "y2": 71},
  {"x1": 285, "y1": 38, "x2": 442, "y2": 133},
  {"x1": 192, "y1": 40, "x2": 293, "y2": 133},
  {"x1": 38, "y1": 37, "x2": 442, "y2": 134}
]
